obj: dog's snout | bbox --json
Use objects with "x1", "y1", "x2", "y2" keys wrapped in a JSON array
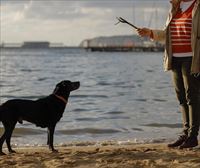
[
  {"x1": 76, "y1": 81, "x2": 80, "y2": 87},
  {"x1": 75, "y1": 81, "x2": 80, "y2": 89},
  {"x1": 70, "y1": 81, "x2": 80, "y2": 91}
]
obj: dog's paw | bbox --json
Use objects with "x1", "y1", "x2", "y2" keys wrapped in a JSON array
[
  {"x1": 51, "y1": 149, "x2": 58, "y2": 153},
  {"x1": 18, "y1": 118, "x2": 23, "y2": 124},
  {"x1": 9, "y1": 149, "x2": 16, "y2": 154},
  {"x1": 0, "y1": 151, "x2": 6, "y2": 156}
]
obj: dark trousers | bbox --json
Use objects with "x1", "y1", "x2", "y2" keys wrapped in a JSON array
[{"x1": 172, "y1": 57, "x2": 200, "y2": 137}]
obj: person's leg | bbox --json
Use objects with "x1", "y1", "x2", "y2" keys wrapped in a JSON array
[
  {"x1": 168, "y1": 58, "x2": 189, "y2": 148},
  {"x1": 179, "y1": 59, "x2": 200, "y2": 148},
  {"x1": 172, "y1": 58, "x2": 190, "y2": 135},
  {"x1": 180, "y1": 104, "x2": 190, "y2": 135}
]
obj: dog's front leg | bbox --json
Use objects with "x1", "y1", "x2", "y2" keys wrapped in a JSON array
[
  {"x1": 6, "y1": 123, "x2": 17, "y2": 154},
  {"x1": 47, "y1": 126, "x2": 58, "y2": 153},
  {"x1": 0, "y1": 132, "x2": 7, "y2": 155}
]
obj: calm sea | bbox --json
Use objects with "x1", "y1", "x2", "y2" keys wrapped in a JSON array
[{"x1": 0, "y1": 48, "x2": 183, "y2": 146}]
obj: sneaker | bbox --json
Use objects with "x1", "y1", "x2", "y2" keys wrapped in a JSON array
[
  {"x1": 167, "y1": 135, "x2": 188, "y2": 148},
  {"x1": 179, "y1": 136, "x2": 198, "y2": 149}
]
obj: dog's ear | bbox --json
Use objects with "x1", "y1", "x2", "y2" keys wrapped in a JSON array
[
  {"x1": 61, "y1": 80, "x2": 71, "y2": 86},
  {"x1": 53, "y1": 86, "x2": 60, "y2": 94},
  {"x1": 61, "y1": 81, "x2": 67, "y2": 86},
  {"x1": 53, "y1": 81, "x2": 70, "y2": 94},
  {"x1": 56, "y1": 81, "x2": 66, "y2": 87},
  {"x1": 57, "y1": 81, "x2": 64, "y2": 86},
  {"x1": 53, "y1": 81, "x2": 64, "y2": 93}
]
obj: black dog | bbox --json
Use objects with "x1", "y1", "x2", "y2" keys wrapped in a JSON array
[{"x1": 0, "y1": 80, "x2": 80, "y2": 155}]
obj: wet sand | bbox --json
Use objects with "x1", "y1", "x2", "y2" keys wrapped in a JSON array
[{"x1": 1, "y1": 143, "x2": 200, "y2": 168}]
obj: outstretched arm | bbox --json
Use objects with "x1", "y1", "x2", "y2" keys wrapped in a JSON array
[{"x1": 137, "y1": 28, "x2": 166, "y2": 43}]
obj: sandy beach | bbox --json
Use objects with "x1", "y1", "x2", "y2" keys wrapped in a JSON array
[{"x1": 1, "y1": 143, "x2": 200, "y2": 168}]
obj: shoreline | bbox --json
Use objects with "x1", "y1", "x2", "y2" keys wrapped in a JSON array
[{"x1": 1, "y1": 142, "x2": 200, "y2": 168}]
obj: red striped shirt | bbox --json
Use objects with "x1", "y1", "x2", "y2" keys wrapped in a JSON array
[{"x1": 170, "y1": 0, "x2": 196, "y2": 57}]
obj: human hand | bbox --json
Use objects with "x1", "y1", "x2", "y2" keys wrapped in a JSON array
[{"x1": 137, "y1": 28, "x2": 152, "y2": 37}]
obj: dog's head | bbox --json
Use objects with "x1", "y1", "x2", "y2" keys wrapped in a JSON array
[{"x1": 53, "y1": 80, "x2": 80, "y2": 97}]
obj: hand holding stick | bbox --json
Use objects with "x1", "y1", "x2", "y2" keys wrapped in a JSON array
[{"x1": 115, "y1": 17, "x2": 152, "y2": 38}]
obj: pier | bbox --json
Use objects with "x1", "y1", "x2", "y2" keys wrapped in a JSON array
[{"x1": 85, "y1": 46, "x2": 164, "y2": 52}]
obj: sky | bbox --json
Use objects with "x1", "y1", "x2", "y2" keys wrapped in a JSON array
[{"x1": 0, "y1": 0, "x2": 170, "y2": 46}]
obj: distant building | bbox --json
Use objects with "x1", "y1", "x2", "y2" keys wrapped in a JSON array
[
  {"x1": 79, "y1": 35, "x2": 144, "y2": 48},
  {"x1": 79, "y1": 35, "x2": 164, "y2": 52},
  {"x1": 22, "y1": 41, "x2": 50, "y2": 48}
]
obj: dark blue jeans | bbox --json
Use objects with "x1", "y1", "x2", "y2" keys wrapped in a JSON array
[{"x1": 172, "y1": 57, "x2": 200, "y2": 137}]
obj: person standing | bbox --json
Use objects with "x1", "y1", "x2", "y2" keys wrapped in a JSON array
[{"x1": 137, "y1": 0, "x2": 200, "y2": 148}]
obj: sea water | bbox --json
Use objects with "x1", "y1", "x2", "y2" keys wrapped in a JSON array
[{"x1": 0, "y1": 48, "x2": 183, "y2": 146}]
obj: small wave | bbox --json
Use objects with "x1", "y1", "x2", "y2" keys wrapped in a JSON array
[
  {"x1": 134, "y1": 79, "x2": 144, "y2": 83},
  {"x1": 37, "y1": 77, "x2": 49, "y2": 81},
  {"x1": 59, "y1": 138, "x2": 168, "y2": 147},
  {"x1": 81, "y1": 102, "x2": 96, "y2": 105},
  {"x1": 75, "y1": 117, "x2": 102, "y2": 122},
  {"x1": 0, "y1": 95, "x2": 47, "y2": 100},
  {"x1": 7, "y1": 138, "x2": 169, "y2": 148},
  {"x1": 97, "y1": 81, "x2": 110, "y2": 86},
  {"x1": 0, "y1": 84, "x2": 15, "y2": 88},
  {"x1": 7, "y1": 89, "x2": 23, "y2": 93},
  {"x1": 0, "y1": 127, "x2": 45, "y2": 137},
  {"x1": 73, "y1": 108, "x2": 90, "y2": 112},
  {"x1": 20, "y1": 69, "x2": 41, "y2": 72},
  {"x1": 98, "y1": 81, "x2": 128, "y2": 87},
  {"x1": 71, "y1": 94, "x2": 108, "y2": 98},
  {"x1": 134, "y1": 98, "x2": 147, "y2": 102},
  {"x1": 142, "y1": 123, "x2": 182, "y2": 128},
  {"x1": 107, "y1": 116, "x2": 130, "y2": 120},
  {"x1": 132, "y1": 128, "x2": 144, "y2": 131},
  {"x1": 155, "y1": 86, "x2": 166, "y2": 89},
  {"x1": 146, "y1": 69, "x2": 154, "y2": 73},
  {"x1": 152, "y1": 98, "x2": 167, "y2": 102},
  {"x1": 105, "y1": 111, "x2": 125, "y2": 115},
  {"x1": 57, "y1": 128, "x2": 121, "y2": 135},
  {"x1": 0, "y1": 95, "x2": 21, "y2": 99},
  {"x1": 20, "y1": 69, "x2": 33, "y2": 72},
  {"x1": 75, "y1": 116, "x2": 130, "y2": 122},
  {"x1": 116, "y1": 85, "x2": 135, "y2": 89}
]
